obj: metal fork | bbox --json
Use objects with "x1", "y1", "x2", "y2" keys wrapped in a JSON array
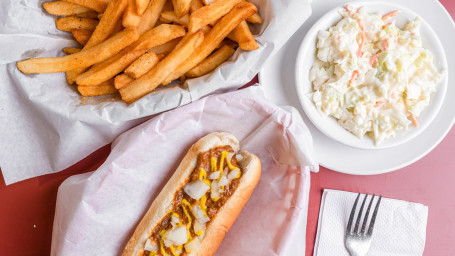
[{"x1": 345, "y1": 193, "x2": 382, "y2": 256}]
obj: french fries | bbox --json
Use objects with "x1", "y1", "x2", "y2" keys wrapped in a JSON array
[
  {"x1": 55, "y1": 16, "x2": 99, "y2": 32},
  {"x1": 162, "y1": 0, "x2": 174, "y2": 11},
  {"x1": 75, "y1": 24, "x2": 185, "y2": 85},
  {"x1": 78, "y1": 79, "x2": 118, "y2": 96},
  {"x1": 69, "y1": 0, "x2": 129, "y2": 84},
  {"x1": 172, "y1": 0, "x2": 192, "y2": 18},
  {"x1": 125, "y1": 51, "x2": 161, "y2": 78},
  {"x1": 188, "y1": 0, "x2": 242, "y2": 33},
  {"x1": 19, "y1": 0, "x2": 262, "y2": 101},
  {"x1": 87, "y1": 0, "x2": 128, "y2": 47},
  {"x1": 218, "y1": 38, "x2": 238, "y2": 49},
  {"x1": 149, "y1": 38, "x2": 180, "y2": 55},
  {"x1": 123, "y1": 0, "x2": 142, "y2": 28},
  {"x1": 72, "y1": 29, "x2": 92, "y2": 45},
  {"x1": 247, "y1": 13, "x2": 263, "y2": 23},
  {"x1": 136, "y1": 0, "x2": 151, "y2": 15},
  {"x1": 43, "y1": 1, "x2": 94, "y2": 16},
  {"x1": 62, "y1": 47, "x2": 82, "y2": 55},
  {"x1": 201, "y1": 0, "x2": 216, "y2": 5},
  {"x1": 186, "y1": 45, "x2": 235, "y2": 77},
  {"x1": 63, "y1": 0, "x2": 108, "y2": 13},
  {"x1": 114, "y1": 74, "x2": 135, "y2": 89},
  {"x1": 67, "y1": 68, "x2": 87, "y2": 84},
  {"x1": 234, "y1": 20, "x2": 258, "y2": 50},
  {"x1": 127, "y1": 24, "x2": 186, "y2": 52},
  {"x1": 17, "y1": 28, "x2": 139, "y2": 73},
  {"x1": 75, "y1": 11, "x2": 99, "y2": 19},
  {"x1": 76, "y1": 48, "x2": 146, "y2": 86},
  {"x1": 160, "y1": 11, "x2": 190, "y2": 27},
  {"x1": 120, "y1": 31, "x2": 204, "y2": 103},
  {"x1": 112, "y1": 19, "x2": 125, "y2": 36},
  {"x1": 190, "y1": 0, "x2": 204, "y2": 12},
  {"x1": 162, "y1": 1, "x2": 256, "y2": 85},
  {"x1": 137, "y1": 0, "x2": 167, "y2": 35}
]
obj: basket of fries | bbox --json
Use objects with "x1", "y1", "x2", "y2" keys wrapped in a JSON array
[
  {"x1": 16, "y1": 0, "x2": 254, "y2": 102},
  {"x1": 14, "y1": 0, "x2": 310, "y2": 106}
]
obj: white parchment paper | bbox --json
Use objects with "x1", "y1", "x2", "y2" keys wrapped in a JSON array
[
  {"x1": 314, "y1": 190, "x2": 428, "y2": 256},
  {"x1": 51, "y1": 86, "x2": 318, "y2": 256},
  {"x1": 0, "y1": 0, "x2": 312, "y2": 185}
]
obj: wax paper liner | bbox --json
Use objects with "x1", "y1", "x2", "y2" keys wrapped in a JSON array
[
  {"x1": 0, "y1": 0, "x2": 312, "y2": 184},
  {"x1": 51, "y1": 86, "x2": 318, "y2": 255}
]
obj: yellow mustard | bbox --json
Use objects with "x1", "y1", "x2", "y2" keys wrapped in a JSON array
[
  {"x1": 202, "y1": 179, "x2": 211, "y2": 187},
  {"x1": 199, "y1": 194, "x2": 207, "y2": 212},
  {"x1": 187, "y1": 230, "x2": 193, "y2": 241},
  {"x1": 198, "y1": 168, "x2": 206, "y2": 180},
  {"x1": 195, "y1": 229, "x2": 204, "y2": 236},
  {"x1": 159, "y1": 239, "x2": 168, "y2": 256},
  {"x1": 210, "y1": 157, "x2": 217, "y2": 172},
  {"x1": 225, "y1": 154, "x2": 237, "y2": 170},
  {"x1": 219, "y1": 151, "x2": 227, "y2": 171},
  {"x1": 169, "y1": 245, "x2": 181, "y2": 256},
  {"x1": 181, "y1": 199, "x2": 192, "y2": 229}
]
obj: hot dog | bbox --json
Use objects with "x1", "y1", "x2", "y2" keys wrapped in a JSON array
[{"x1": 122, "y1": 132, "x2": 262, "y2": 256}]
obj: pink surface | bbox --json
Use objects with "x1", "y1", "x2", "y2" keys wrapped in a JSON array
[
  {"x1": 306, "y1": 2, "x2": 455, "y2": 255},
  {"x1": 0, "y1": 1, "x2": 453, "y2": 256}
]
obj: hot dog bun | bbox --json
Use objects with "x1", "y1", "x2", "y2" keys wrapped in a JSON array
[{"x1": 122, "y1": 132, "x2": 261, "y2": 256}]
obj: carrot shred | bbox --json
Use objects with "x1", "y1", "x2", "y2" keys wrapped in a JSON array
[
  {"x1": 382, "y1": 10, "x2": 400, "y2": 21},
  {"x1": 410, "y1": 113, "x2": 419, "y2": 127},
  {"x1": 345, "y1": 4, "x2": 358, "y2": 15},
  {"x1": 357, "y1": 32, "x2": 365, "y2": 57},
  {"x1": 374, "y1": 101, "x2": 385, "y2": 108},
  {"x1": 356, "y1": 18, "x2": 365, "y2": 57},
  {"x1": 383, "y1": 38, "x2": 389, "y2": 51},
  {"x1": 370, "y1": 54, "x2": 379, "y2": 66},
  {"x1": 349, "y1": 70, "x2": 359, "y2": 84},
  {"x1": 357, "y1": 18, "x2": 365, "y2": 31}
]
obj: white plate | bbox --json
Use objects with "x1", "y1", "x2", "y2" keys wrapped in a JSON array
[
  {"x1": 295, "y1": 1, "x2": 448, "y2": 150},
  {"x1": 259, "y1": 0, "x2": 455, "y2": 175}
]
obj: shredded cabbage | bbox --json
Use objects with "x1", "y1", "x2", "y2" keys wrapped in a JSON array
[{"x1": 310, "y1": 5, "x2": 443, "y2": 144}]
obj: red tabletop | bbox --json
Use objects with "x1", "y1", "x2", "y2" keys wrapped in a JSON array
[{"x1": 1, "y1": 1, "x2": 454, "y2": 255}]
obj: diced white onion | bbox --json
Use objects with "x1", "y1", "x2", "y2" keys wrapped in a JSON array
[
  {"x1": 184, "y1": 239, "x2": 200, "y2": 254},
  {"x1": 218, "y1": 175, "x2": 229, "y2": 186},
  {"x1": 192, "y1": 205, "x2": 210, "y2": 224},
  {"x1": 193, "y1": 219, "x2": 206, "y2": 237},
  {"x1": 163, "y1": 226, "x2": 188, "y2": 247},
  {"x1": 171, "y1": 215, "x2": 180, "y2": 227},
  {"x1": 211, "y1": 180, "x2": 220, "y2": 200},
  {"x1": 235, "y1": 154, "x2": 243, "y2": 162},
  {"x1": 144, "y1": 238, "x2": 158, "y2": 252},
  {"x1": 227, "y1": 168, "x2": 240, "y2": 180},
  {"x1": 184, "y1": 180, "x2": 210, "y2": 200},
  {"x1": 208, "y1": 171, "x2": 221, "y2": 180}
]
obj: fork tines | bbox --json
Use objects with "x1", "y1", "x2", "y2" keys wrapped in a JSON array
[{"x1": 346, "y1": 193, "x2": 382, "y2": 236}]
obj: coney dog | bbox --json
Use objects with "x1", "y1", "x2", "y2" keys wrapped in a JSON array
[{"x1": 122, "y1": 132, "x2": 262, "y2": 256}]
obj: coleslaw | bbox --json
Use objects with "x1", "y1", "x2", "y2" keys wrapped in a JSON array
[{"x1": 309, "y1": 5, "x2": 444, "y2": 145}]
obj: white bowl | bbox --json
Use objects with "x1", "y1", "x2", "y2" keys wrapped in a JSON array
[{"x1": 295, "y1": 1, "x2": 448, "y2": 150}]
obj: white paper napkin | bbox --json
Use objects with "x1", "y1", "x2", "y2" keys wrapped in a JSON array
[
  {"x1": 0, "y1": 0, "x2": 312, "y2": 185},
  {"x1": 314, "y1": 189, "x2": 428, "y2": 256},
  {"x1": 51, "y1": 86, "x2": 318, "y2": 256}
]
